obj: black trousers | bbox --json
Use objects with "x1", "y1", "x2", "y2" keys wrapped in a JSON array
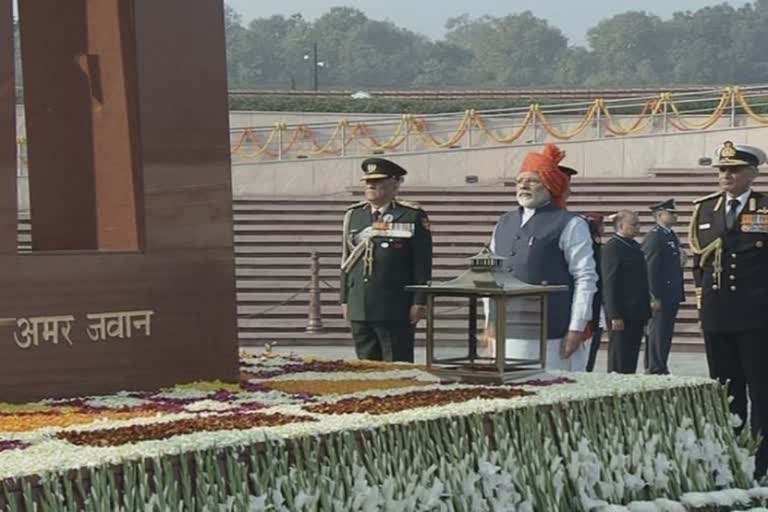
[
  {"x1": 607, "y1": 319, "x2": 646, "y2": 374},
  {"x1": 350, "y1": 321, "x2": 415, "y2": 363},
  {"x1": 704, "y1": 329, "x2": 768, "y2": 478},
  {"x1": 644, "y1": 301, "x2": 681, "y2": 375},
  {"x1": 586, "y1": 327, "x2": 603, "y2": 372}
]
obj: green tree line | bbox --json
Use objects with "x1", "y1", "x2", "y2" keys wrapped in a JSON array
[{"x1": 224, "y1": 2, "x2": 768, "y2": 90}]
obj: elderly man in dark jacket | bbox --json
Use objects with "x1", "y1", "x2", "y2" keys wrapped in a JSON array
[{"x1": 602, "y1": 210, "x2": 652, "y2": 374}]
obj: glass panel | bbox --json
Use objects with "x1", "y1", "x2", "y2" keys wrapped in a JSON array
[
  {"x1": 430, "y1": 295, "x2": 488, "y2": 363},
  {"x1": 501, "y1": 295, "x2": 543, "y2": 364},
  {"x1": 428, "y1": 294, "x2": 545, "y2": 369}
]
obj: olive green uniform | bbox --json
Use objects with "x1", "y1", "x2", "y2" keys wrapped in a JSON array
[{"x1": 340, "y1": 199, "x2": 432, "y2": 361}]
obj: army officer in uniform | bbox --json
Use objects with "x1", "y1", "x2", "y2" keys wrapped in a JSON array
[
  {"x1": 689, "y1": 141, "x2": 768, "y2": 480},
  {"x1": 340, "y1": 158, "x2": 433, "y2": 362},
  {"x1": 642, "y1": 199, "x2": 685, "y2": 375}
]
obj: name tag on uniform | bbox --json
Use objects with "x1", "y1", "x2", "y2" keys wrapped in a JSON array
[
  {"x1": 740, "y1": 214, "x2": 768, "y2": 233},
  {"x1": 698, "y1": 223, "x2": 711, "y2": 230},
  {"x1": 371, "y1": 222, "x2": 414, "y2": 239}
]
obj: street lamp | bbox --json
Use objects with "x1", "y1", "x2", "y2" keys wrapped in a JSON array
[{"x1": 303, "y1": 42, "x2": 326, "y2": 92}]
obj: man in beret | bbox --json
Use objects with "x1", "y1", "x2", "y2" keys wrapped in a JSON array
[
  {"x1": 486, "y1": 144, "x2": 598, "y2": 370},
  {"x1": 690, "y1": 141, "x2": 768, "y2": 480},
  {"x1": 340, "y1": 157, "x2": 433, "y2": 362},
  {"x1": 642, "y1": 199, "x2": 685, "y2": 375}
]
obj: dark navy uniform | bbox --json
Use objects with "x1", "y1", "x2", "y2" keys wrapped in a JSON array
[
  {"x1": 690, "y1": 141, "x2": 768, "y2": 479},
  {"x1": 340, "y1": 160, "x2": 432, "y2": 362},
  {"x1": 642, "y1": 200, "x2": 685, "y2": 374},
  {"x1": 691, "y1": 189, "x2": 768, "y2": 477},
  {"x1": 602, "y1": 234, "x2": 651, "y2": 374}
]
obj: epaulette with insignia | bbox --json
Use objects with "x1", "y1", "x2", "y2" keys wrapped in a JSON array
[
  {"x1": 693, "y1": 191, "x2": 722, "y2": 204},
  {"x1": 394, "y1": 199, "x2": 422, "y2": 210},
  {"x1": 345, "y1": 200, "x2": 368, "y2": 211}
]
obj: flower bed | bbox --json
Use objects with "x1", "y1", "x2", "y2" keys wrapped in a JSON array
[{"x1": 0, "y1": 352, "x2": 765, "y2": 511}]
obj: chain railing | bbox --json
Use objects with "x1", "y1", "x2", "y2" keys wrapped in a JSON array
[
  {"x1": 228, "y1": 85, "x2": 768, "y2": 162},
  {"x1": 237, "y1": 250, "x2": 478, "y2": 335}
]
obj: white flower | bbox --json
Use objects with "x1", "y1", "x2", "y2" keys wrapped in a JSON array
[
  {"x1": 246, "y1": 495, "x2": 269, "y2": 511},
  {"x1": 477, "y1": 460, "x2": 500, "y2": 478},
  {"x1": 652, "y1": 498, "x2": 686, "y2": 512},
  {"x1": 83, "y1": 396, "x2": 148, "y2": 410},
  {"x1": 747, "y1": 486, "x2": 768, "y2": 500},
  {"x1": 293, "y1": 491, "x2": 319, "y2": 510},
  {"x1": 183, "y1": 400, "x2": 237, "y2": 413},
  {"x1": 153, "y1": 389, "x2": 211, "y2": 401},
  {"x1": 626, "y1": 501, "x2": 660, "y2": 512}
]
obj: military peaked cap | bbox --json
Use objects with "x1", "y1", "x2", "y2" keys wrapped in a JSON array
[
  {"x1": 649, "y1": 199, "x2": 676, "y2": 212},
  {"x1": 360, "y1": 157, "x2": 408, "y2": 181},
  {"x1": 712, "y1": 141, "x2": 767, "y2": 168}
]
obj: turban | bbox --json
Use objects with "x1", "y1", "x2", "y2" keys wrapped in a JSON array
[{"x1": 518, "y1": 144, "x2": 569, "y2": 208}]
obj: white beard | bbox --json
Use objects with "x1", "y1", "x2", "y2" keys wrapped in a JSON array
[{"x1": 516, "y1": 188, "x2": 551, "y2": 209}]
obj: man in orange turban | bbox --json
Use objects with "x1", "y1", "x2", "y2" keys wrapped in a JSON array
[
  {"x1": 517, "y1": 143, "x2": 571, "y2": 208},
  {"x1": 486, "y1": 144, "x2": 598, "y2": 371}
]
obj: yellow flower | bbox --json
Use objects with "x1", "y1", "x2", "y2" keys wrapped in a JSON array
[
  {"x1": 0, "y1": 402, "x2": 55, "y2": 414},
  {"x1": 0, "y1": 411, "x2": 153, "y2": 433},
  {"x1": 265, "y1": 378, "x2": 433, "y2": 396}
]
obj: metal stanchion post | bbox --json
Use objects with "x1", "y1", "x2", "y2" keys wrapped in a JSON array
[{"x1": 306, "y1": 250, "x2": 325, "y2": 333}]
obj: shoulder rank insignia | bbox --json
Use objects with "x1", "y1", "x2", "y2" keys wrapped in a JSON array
[
  {"x1": 693, "y1": 191, "x2": 722, "y2": 205},
  {"x1": 394, "y1": 199, "x2": 422, "y2": 210},
  {"x1": 345, "y1": 200, "x2": 367, "y2": 211}
]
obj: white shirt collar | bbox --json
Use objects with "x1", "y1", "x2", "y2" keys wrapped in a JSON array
[
  {"x1": 725, "y1": 189, "x2": 752, "y2": 217},
  {"x1": 726, "y1": 189, "x2": 752, "y2": 206},
  {"x1": 520, "y1": 202, "x2": 552, "y2": 226},
  {"x1": 521, "y1": 206, "x2": 538, "y2": 226},
  {"x1": 370, "y1": 203, "x2": 392, "y2": 215}
]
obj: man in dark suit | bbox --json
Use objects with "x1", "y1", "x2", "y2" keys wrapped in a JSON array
[
  {"x1": 642, "y1": 199, "x2": 685, "y2": 374},
  {"x1": 689, "y1": 141, "x2": 768, "y2": 480},
  {"x1": 602, "y1": 210, "x2": 652, "y2": 374},
  {"x1": 340, "y1": 157, "x2": 433, "y2": 362}
]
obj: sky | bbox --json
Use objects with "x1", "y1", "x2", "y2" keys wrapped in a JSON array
[{"x1": 227, "y1": 0, "x2": 739, "y2": 46}]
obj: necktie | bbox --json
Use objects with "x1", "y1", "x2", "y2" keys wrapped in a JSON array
[
  {"x1": 372, "y1": 210, "x2": 381, "y2": 223},
  {"x1": 726, "y1": 199, "x2": 740, "y2": 230}
]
